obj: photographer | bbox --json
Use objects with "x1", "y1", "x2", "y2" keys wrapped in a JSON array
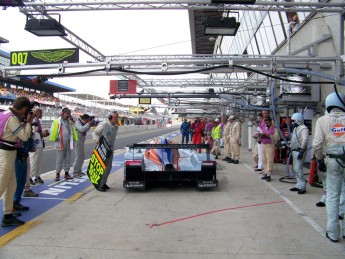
[
  {"x1": 73, "y1": 113, "x2": 93, "y2": 177},
  {"x1": 0, "y1": 96, "x2": 34, "y2": 227},
  {"x1": 28, "y1": 108, "x2": 49, "y2": 185}
]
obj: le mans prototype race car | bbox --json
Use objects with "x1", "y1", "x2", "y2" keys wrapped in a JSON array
[{"x1": 123, "y1": 138, "x2": 218, "y2": 190}]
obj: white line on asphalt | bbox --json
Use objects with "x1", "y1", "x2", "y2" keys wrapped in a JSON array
[{"x1": 244, "y1": 163, "x2": 345, "y2": 255}]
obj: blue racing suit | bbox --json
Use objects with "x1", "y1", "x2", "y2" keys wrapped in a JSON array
[{"x1": 180, "y1": 121, "x2": 190, "y2": 144}]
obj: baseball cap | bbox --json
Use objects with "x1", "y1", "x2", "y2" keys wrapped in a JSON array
[{"x1": 215, "y1": 118, "x2": 219, "y2": 122}]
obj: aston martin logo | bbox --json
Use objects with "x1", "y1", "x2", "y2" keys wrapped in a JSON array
[{"x1": 31, "y1": 50, "x2": 76, "y2": 63}]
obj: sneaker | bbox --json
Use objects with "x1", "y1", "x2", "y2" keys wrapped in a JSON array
[
  {"x1": 339, "y1": 215, "x2": 344, "y2": 220},
  {"x1": 222, "y1": 157, "x2": 230, "y2": 161},
  {"x1": 228, "y1": 159, "x2": 235, "y2": 163},
  {"x1": 55, "y1": 174, "x2": 60, "y2": 181},
  {"x1": 266, "y1": 176, "x2": 271, "y2": 182},
  {"x1": 1, "y1": 215, "x2": 25, "y2": 227},
  {"x1": 316, "y1": 201, "x2": 326, "y2": 207},
  {"x1": 254, "y1": 168, "x2": 263, "y2": 172},
  {"x1": 79, "y1": 172, "x2": 86, "y2": 176},
  {"x1": 13, "y1": 202, "x2": 29, "y2": 211},
  {"x1": 261, "y1": 175, "x2": 267, "y2": 180},
  {"x1": 65, "y1": 174, "x2": 73, "y2": 180},
  {"x1": 73, "y1": 172, "x2": 81, "y2": 178},
  {"x1": 12, "y1": 211, "x2": 21, "y2": 217},
  {"x1": 234, "y1": 160, "x2": 239, "y2": 164},
  {"x1": 29, "y1": 178, "x2": 35, "y2": 186},
  {"x1": 298, "y1": 189, "x2": 306, "y2": 194},
  {"x1": 35, "y1": 177, "x2": 44, "y2": 184},
  {"x1": 326, "y1": 232, "x2": 339, "y2": 243},
  {"x1": 23, "y1": 190, "x2": 39, "y2": 197},
  {"x1": 97, "y1": 186, "x2": 107, "y2": 192},
  {"x1": 103, "y1": 184, "x2": 110, "y2": 190},
  {"x1": 290, "y1": 187, "x2": 300, "y2": 192}
]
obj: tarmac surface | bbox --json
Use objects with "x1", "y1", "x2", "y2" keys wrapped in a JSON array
[{"x1": 1, "y1": 131, "x2": 345, "y2": 258}]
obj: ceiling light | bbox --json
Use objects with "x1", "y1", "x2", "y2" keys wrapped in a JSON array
[
  {"x1": 204, "y1": 17, "x2": 240, "y2": 36},
  {"x1": 25, "y1": 16, "x2": 67, "y2": 37},
  {"x1": 0, "y1": 36, "x2": 9, "y2": 44}
]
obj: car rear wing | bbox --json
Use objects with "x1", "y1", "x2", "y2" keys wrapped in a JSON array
[{"x1": 127, "y1": 143, "x2": 211, "y2": 161}]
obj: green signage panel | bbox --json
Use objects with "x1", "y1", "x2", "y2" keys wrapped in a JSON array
[{"x1": 10, "y1": 48, "x2": 79, "y2": 66}]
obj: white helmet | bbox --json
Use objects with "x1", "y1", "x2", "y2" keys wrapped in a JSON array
[
  {"x1": 291, "y1": 113, "x2": 304, "y2": 122},
  {"x1": 215, "y1": 118, "x2": 219, "y2": 122},
  {"x1": 325, "y1": 92, "x2": 345, "y2": 113}
]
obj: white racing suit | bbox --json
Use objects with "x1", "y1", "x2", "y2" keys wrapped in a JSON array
[
  {"x1": 313, "y1": 110, "x2": 345, "y2": 241},
  {"x1": 290, "y1": 124, "x2": 309, "y2": 190}
]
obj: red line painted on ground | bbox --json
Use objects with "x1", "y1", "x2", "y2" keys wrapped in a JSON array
[{"x1": 149, "y1": 200, "x2": 285, "y2": 228}]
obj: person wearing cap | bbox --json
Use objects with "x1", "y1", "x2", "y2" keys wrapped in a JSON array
[
  {"x1": 289, "y1": 112, "x2": 309, "y2": 194},
  {"x1": 73, "y1": 114, "x2": 93, "y2": 178},
  {"x1": 228, "y1": 115, "x2": 241, "y2": 164},
  {"x1": 50, "y1": 107, "x2": 78, "y2": 181},
  {"x1": 260, "y1": 116, "x2": 279, "y2": 182}
]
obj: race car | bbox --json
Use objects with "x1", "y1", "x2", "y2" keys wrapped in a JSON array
[{"x1": 123, "y1": 138, "x2": 218, "y2": 190}]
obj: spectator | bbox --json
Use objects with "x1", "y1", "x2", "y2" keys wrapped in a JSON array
[
  {"x1": 50, "y1": 107, "x2": 78, "y2": 181},
  {"x1": 260, "y1": 116, "x2": 279, "y2": 182},
  {"x1": 289, "y1": 15, "x2": 300, "y2": 35},
  {"x1": 0, "y1": 96, "x2": 33, "y2": 227},
  {"x1": 73, "y1": 114, "x2": 93, "y2": 177}
]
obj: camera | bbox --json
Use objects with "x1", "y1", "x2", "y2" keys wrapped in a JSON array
[{"x1": 23, "y1": 101, "x2": 40, "y2": 122}]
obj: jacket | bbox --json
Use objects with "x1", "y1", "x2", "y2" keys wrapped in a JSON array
[{"x1": 50, "y1": 117, "x2": 78, "y2": 150}]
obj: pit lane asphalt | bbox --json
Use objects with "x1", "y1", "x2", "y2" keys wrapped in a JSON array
[{"x1": 1, "y1": 131, "x2": 345, "y2": 258}]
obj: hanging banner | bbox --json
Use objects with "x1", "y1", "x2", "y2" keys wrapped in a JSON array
[
  {"x1": 139, "y1": 98, "x2": 151, "y2": 104},
  {"x1": 10, "y1": 48, "x2": 79, "y2": 66},
  {"x1": 87, "y1": 136, "x2": 112, "y2": 189}
]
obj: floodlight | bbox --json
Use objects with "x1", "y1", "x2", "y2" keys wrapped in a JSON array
[
  {"x1": 25, "y1": 16, "x2": 67, "y2": 37},
  {"x1": 204, "y1": 16, "x2": 240, "y2": 36},
  {"x1": 0, "y1": 0, "x2": 24, "y2": 7},
  {"x1": 0, "y1": 36, "x2": 9, "y2": 44},
  {"x1": 211, "y1": 0, "x2": 256, "y2": 4}
]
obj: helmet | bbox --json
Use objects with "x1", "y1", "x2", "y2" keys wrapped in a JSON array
[
  {"x1": 215, "y1": 118, "x2": 219, "y2": 122},
  {"x1": 291, "y1": 113, "x2": 304, "y2": 122},
  {"x1": 325, "y1": 92, "x2": 345, "y2": 113}
]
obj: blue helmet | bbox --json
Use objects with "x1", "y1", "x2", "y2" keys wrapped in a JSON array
[
  {"x1": 291, "y1": 113, "x2": 304, "y2": 123},
  {"x1": 325, "y1": 92, "x2": 345, "y2": 113}
]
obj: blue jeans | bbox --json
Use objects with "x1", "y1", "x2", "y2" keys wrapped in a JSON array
[{"x1": 14, "y1": 158, "x2": 28, "y2": 203}]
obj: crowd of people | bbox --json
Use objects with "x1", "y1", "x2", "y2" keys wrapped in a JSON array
[
  {"x1": 0, "y1": 97, "x2": 120, "y2": 227},
  {"x1": 180, "y1": 91, "x2": 345, "y2": 242}
]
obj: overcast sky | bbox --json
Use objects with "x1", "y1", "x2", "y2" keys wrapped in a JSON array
[{"x1": 0, "y1": 7, "x2": 193, "y2": 104}]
